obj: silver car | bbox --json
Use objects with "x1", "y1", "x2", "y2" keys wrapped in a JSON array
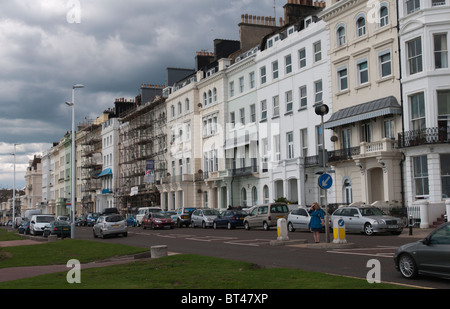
[
  {"x1": 93, "y1": 214, "x2": 128, "y2": 239},
  {"x1": 330, "y1": 206, "x2": 404, "y2": 236},
  {"x1": 287, "y1": 207, "x2": 312, "y2": 232},
  {"x1": 394, "y1": 222, "x2": 450, "y2": 279},
  {"x1": 191, "y1": 209, "x2": 220, "y2": 228}
]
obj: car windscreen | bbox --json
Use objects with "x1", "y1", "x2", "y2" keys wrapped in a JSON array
[
  {"x1": 203, "y1": 209, "x2": 220, "y2": 216},
  {"x1": 105, "y1": 215, "x2": 124, "y2": 223},
  {"x1": 270, "y1": 204, "x2": 289, "y2": 213},
  {"x1": 153, "y1": 213, "x2": 170, "y2": 218},
  {"x1": 36, "y1": 216, "x2": 55, "y2": 223},
  {"x1": 360, "y1": 207, "x2": 385, "y2": 216}
]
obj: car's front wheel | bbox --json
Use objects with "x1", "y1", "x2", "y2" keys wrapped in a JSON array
[
  {"x1": 288, "y1": 222, "x2": 295, "y2": 232},
  {"x1": 364, "y1": 223, "x2": 374, "y2": 236},
  {"x1": 244, "y1": 221, "x2": 250, "y2": 230},
  {"x1": 398, "y1": 254, "x2": 418, "y2": 279}
]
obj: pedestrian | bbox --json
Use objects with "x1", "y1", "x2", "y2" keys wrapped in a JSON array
[{"x1": 308, "y1": 202, "x2": 324, "y2": 243}]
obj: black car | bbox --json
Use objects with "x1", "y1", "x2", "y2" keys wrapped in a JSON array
[
  {"x1": 394, "y1": 222, "x2": 450, "y2": 279},
  {"x1": 213, "y1": 210, "x2": 248, "y2": 229},
  {"x1": 18, "y1": 220, "x2": 30, "y2": 235},
  {"x1": 75, "y1": 215, "x2": 87, "y2": 226}
]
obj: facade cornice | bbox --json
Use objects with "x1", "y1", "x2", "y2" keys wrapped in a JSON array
[{"x1": 318, "y1": 0, "x2": 366, "y2": 21}]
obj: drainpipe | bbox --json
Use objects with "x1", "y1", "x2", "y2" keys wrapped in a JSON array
[{"x1": 396, "y1": 0, "x2": 406, "y2": 216}]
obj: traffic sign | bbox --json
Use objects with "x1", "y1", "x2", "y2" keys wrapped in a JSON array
[{"x1": 318, "y1": 173, "x2": 333, "y2": 190}]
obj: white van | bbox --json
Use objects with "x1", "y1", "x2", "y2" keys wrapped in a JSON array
[
  {"x1": 30, "y1": 215, "x2": 55, "y2": 236},
  {"x1": 136, "y1": 207, "x2": 161, "y2": 226}
]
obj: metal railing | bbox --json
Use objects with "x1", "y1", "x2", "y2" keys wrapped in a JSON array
[{"x1": 398, "y1": 126, "x2": 450, "y2": 148}]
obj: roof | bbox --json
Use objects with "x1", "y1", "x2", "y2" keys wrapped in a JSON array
[{"x1": 324, "y1": 96, "x2": 401, "y2": 129}]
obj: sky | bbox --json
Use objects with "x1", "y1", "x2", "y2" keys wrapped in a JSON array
[{"x1": 0, "y1": 0, "x2": 285, "y2": 190}]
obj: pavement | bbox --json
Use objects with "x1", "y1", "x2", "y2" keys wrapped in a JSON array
[{"x1": 0, "y1": 228, "x2": 434, "y2": 283}]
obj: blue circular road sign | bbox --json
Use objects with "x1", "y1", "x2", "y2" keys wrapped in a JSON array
[{"x1": 318, "y1": 173, "x2": 333, "y2": 190}]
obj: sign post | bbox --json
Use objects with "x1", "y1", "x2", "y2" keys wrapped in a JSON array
[{"x1": 315, "y1": 104, "x2": 330, "y2": 243}]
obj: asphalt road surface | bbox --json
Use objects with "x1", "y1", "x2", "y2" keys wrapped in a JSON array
[{"x1": 75, "y1": 225, "x2": 449, "y2": 289}]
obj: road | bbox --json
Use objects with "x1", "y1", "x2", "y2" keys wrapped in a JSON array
[{"x1": 75, "y1": 225, "x2": 449, "y2": 289}]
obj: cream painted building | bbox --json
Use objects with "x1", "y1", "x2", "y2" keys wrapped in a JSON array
[{"x1": 319, "y1": 0, "x2": 403, "y2": 207}]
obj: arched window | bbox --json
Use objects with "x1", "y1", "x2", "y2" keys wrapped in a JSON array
[
  {"x1": 356, "y1": 14, "x2": 366, "y2": 37},
  {"x1": 178, "y1": 102, "x2": 182, "y2": 115},
  {"x1": 379, "y1": 4, "x2": 389, "y2": 27},
  {"x1": 203, "y1": 92, "x2": 207, "y2": 106},
  {"x1": 252, "y1": 186, "x2": 258, "y2": 206},
  {"x1": 241, "y1": 188, "x2": 247, "y2": 207},
  {"x1": 213, "y1": 88, "x2": 217, "y2": 102},
  {"x1": 185, "y1": 98, "x2": 190, "y2": 111},
  {"x1": 336, "y1": 23, "x2": 346, "y2": 46},
  {"x1": 263, "y1": 185, "x2": 269, "y2": 203},
  {"x1": 170, "y1": 105, "x2": 175, "y2": 118},
  {"x1": 208, "y1": 90, "x2": 213, "y2": 104}
]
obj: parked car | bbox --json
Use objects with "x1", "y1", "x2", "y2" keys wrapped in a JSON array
[
  {"x1": 287, "y1": 207, "x2": 313, "y2": 232},
  {"x1": 43, "y1": 221, "x2": 71, "y2": 238},
  {"x1": 330, "y1": 206, "x2": 404, "y2": 236},
  {"x1": 394, "y1": 222, "x2": 450, "y2": 279},
  {"x1": 126, "y1": 215, "x2": 137, "y2": 227},
  {"x1": 93, "y1": 214, "x2": 128, "y2": 239},
  {"x1": 142, "y1": 212, "x2": 174, "y2": 230},
  {"x1": 243, "y1": 203, "x2": 289, "y2": 231},
  {"x1": 75, "y1": 215, "x2": 87, "y2": 226},
  {"x1": 87, "y1": 212, "x2": 101, "y2": 226},
  {"x1": 213, "y1": 210, "x2": 248, "y2": 229},
  {"x1": 136, "y1": 207, "x2": 162, "y2": 226},
  {"x1": 191, "y1": 209, "x2": 220, "y2": 228},
  {"x1": 30, "y1": 215, "x2": 55, "y2": 236},
  {"x1": 18, "y1": 220, "x2": 30, "y2": 235},
  {"x1": 174, "y1": 207, "x2": 197, "y2": 227}
]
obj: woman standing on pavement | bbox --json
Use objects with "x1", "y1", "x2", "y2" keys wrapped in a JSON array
[{"x1": 308, "y1": 202, "x2": 324, "y2": 243}]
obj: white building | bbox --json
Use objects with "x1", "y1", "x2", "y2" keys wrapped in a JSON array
[
  {"x1": 255, "y1": 15, "x2": 335, "y2": 207},
  {"x1": 97, "y1": 117, "x2": 120, "y2": 212},
  {"x1": 397, "y1": 0, "x2": 450, "y2": 227}
]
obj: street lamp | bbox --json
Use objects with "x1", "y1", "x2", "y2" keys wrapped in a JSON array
[
  {"x1": 11, "y1": 144, "x2": 20, "y2": 229},
  {"x1": 66, "y1": 84, "x2": 84, "y2": 239}
]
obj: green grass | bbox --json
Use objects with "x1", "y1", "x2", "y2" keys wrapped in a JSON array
[
  {"x1": 0, "y1": 238, "x2": 147, "y2": 268},
  {"x1": 0, "y1": 229, "x2": 24, "y2": 241},
  {"x1": 0, "y1": 254, "x2": 409, "y2": 289}
]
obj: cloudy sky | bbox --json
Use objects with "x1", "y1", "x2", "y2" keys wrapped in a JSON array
[{"x1": 0, "y1": 0, "x2": 285, "y2": 189}]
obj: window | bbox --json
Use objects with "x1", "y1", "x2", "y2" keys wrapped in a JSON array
[
  {"x1": 230, "y1": 112, "x2": 235, "y2": 129},
  {"x1": 186, "y1": 158, "x2": 191, "y2": 174},
  {"x1": 313, "y1": 41, "x2": 322, "y2": 62},
  {"x1": 379, "y1": 50, "x2": 392, "y2": 78},
  {"x1": 441, "y1": 154, "x2": 450, "y2": 198},
  {"x1": 407, "y1": 37, "x2": 423, "y2": 74},
  {"x1": 357, "y1": 59, "x2": 369, "y2": 85},
  {"x1": 406, "y1": 0, "x2": 420, "y2": 14},
  {"x1": 285, "y1": 54, "x2": 292, "y2": 74},
  {"x1": 203, "y1": 92, "x2": 207, "y2": 106},
  {"x1": 287, "y1": 132, "x2": 294, "y2": 159},
  {"x1": 170, "y1": 105, "x2": 175, "y2": 118},
  {"x1": 249, "y1": 72, "x2": 255, "y2": 89},
  {"x1": 384, "y1": 118, "x2": 395, "y2": 139},
  {"x1": 337, "y1": 66, "x2": 348, "y2": 91},
  {"x1": 229, "y1": 82, "x2": 235, "y2": 97},
  {"x1": 356, "y1": 16, "x2": 366, "y2": 37},
  {"x1": 240, "y1": 108, "x2": 245, "y2": 125},
  {"x1": 263, "y1": 185, "x2": 270, "y2": 203},
  {"x1": 379, "y1": 4, "x2": 389, "y2": 27},
  {"x1": 432, "y1": 0, "x2": 446, "y2": 5},
  {"x1": 239, "y1": 77, "x2": 245, "y2": 93},
  {"x1": 260, "y1": 66, "x2": 267, "y2": 84},
  {"x1": 316, "y1": 125, "x2": 323, "y2": 153},
  {"x1": 337, "y1": 24, "x2": 346, "y2": 46},
  {"x1": 185, "y1": 123, "x2": 191, "y2": 140},
  {"x1": 314, "y1": 80, "x2": 323, "y2": 104},
  {"x1": 301, "y1": 128, "x2": 308, "y2": 157},
  {"x1": 272, "y1": 61, "x2": 279, "y2": 79},
  {"x1": 299, "y1": 86, "x2": 307, "y2": 109},
  {"x1": 272, "y1": 95, "x2": 279, "y2": 117},
  {"x1": 361, "y1": 122, "x2": 372, "y2": 142},
  {"x1": 410, "y1": 92, "x2": 425, "y2": 130},
  {"x1": 208, "y1": 90, "x2": 213, "y2": 104},
  {"x1": 261, "y1": 100, "x2": 267, "y2": 120},
  {"x1": 299, "y1": 48, "x2": 306, "y2": 68},
  {"x1": 250, "y1": 104, "x2": 256, "y2": 123},
  {"x1": 285, "y1": 90, "x2": 293, "y2": 113},
  {"x1": 434, "y1": 34, "x2": 448, "y2": 69},
  {"x1": 178, "y1": 102, "x2": 182, "y2": 115},
  {"x1": 438, "y1": 90, "x2": 450, "y2": 133},
  {"x1": 274, "y1": 134, "x2": 281, "y2": 161},
  {"x1": 185, "y1": 98, "x2": 190, "y2": 111},
  {"x1": 213, "y1": 88, "x2": 217, "y2": 102},
  {"x1": 413, "y1": 155, "x2": 429, "y2": 197}
]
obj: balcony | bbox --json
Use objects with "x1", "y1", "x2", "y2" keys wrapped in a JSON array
[
  {"x1": 328, "y1": 147, "x2": 361, "y2": 163},
  {"x1": 398, "y1": 127, "x2": 450, "y2": 148}
]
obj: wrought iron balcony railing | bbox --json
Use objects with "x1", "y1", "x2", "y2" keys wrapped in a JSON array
[{"x1": 398, "y1": 127, "x2": 450, "y2": 148}]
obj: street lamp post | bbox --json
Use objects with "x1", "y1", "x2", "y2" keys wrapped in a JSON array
[
  {"x1": 66, "y1": 84, "x2": 84, "y2": 239},
  {"x1": 11, "y1": 144, "x2": 19, "y2": 229}
]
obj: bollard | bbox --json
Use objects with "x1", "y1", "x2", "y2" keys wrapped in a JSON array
[
  {"x1": 333, "y1": 218, "x2": 347, "y2": 244},
  {"x1": 151, "y1": 245, "x2": 168, "y2": 259},
  {"x1": 277, "y1": 218, "x2": 289, "y2": 241}
]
